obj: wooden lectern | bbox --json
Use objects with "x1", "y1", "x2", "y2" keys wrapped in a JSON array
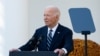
[{"x1": 9, "y1": 51, "x2": 58, "y2": 56}]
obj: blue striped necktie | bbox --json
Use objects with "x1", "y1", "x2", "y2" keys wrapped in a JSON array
[{"x1": 47, "y1": 29, "x2": 53, "y2": 50}]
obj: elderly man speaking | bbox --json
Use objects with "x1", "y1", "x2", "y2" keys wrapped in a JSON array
[{"x1": 10, "y1": 5, "x2": 74, "y2": 56}]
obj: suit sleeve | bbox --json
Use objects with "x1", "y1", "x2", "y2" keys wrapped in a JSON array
[
  {"x1": 63, "y1": 30, "x2": 74, "y2": 54},
  {"x1": 19, "y1": 29, "x2": 39, "y2": 51}
]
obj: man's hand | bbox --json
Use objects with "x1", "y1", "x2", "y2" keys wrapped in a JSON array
[
  {"x1": 9, "y1": 48, "x2": 20, "y2": 52},
  {"x1": 54, "y1": 49, "x2": 65, "y2": 56}
]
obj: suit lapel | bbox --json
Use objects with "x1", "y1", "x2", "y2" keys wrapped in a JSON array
[
  {"x1": 41, "y1": 26, "x2": 48, "y2": 49},
  {"x1": 43, "y1": 26, "x2": 48, "y2": 39}
]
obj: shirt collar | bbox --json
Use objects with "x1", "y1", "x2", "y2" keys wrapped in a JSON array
[{"x1": 48, "y1": 24, "x2": 59, "y2": 32}]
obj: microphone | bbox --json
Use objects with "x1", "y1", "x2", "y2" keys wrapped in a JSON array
[
  {"x1": 34, "y1": 36, "x2": 42, "y2": 51},
  {"x1": 29, "y1": 35, "x2": 42, "y2": 51},
  {"x1": 36, "y1": 36, "x2": 42, "y2": 46}
]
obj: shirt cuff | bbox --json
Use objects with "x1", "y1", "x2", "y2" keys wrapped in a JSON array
[
  {"x1": 62, "y1": 48, "x2": 67, "y2": 54},
  {"x1": 18, "y1": 49, "x2": 21, "y2": 51}
]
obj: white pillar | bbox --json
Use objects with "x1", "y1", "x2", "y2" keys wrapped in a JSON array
[
  {"x1": 4, "y1": 0, "x2": 29, "y2": 56},
  {"x1": 0, "y1": 0, "x2": 5, "y2": 56}
]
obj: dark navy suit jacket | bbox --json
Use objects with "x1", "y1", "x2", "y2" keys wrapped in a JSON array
[{"x1": 19, "y1": 24, "x2": 73, "y2": 54}]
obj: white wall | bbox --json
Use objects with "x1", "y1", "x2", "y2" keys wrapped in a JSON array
[
  {"x1": 3, "y1": 0, "x2": 29, "y2": 56},
  {"x1": 0, "y1": 0, "x2": 100, "y2": 56}
]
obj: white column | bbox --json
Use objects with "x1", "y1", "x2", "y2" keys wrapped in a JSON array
[
  {"x1": 0, "y1": 0, "x2": 5, "y2": 56},
  {"x1": 4, "y1": 0, "x2": 29, "y2": 56}
]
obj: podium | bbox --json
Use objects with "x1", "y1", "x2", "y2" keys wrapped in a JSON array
[{"x1": 9, "y1": 51, "x2": 58, "y2": 56}]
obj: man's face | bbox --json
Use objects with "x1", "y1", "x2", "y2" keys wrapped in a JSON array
[{"x1": 44, "y1": 8, "x2": 58, "y2": 27}]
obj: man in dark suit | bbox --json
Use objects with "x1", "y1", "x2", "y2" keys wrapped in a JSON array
[{"x1": 10, "y1": 5, "x2": 73, "y2": 56}]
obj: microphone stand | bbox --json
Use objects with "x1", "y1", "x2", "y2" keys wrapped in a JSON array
[{"x1": 34, "y1": 37, "x2": 42, "y2": 51}]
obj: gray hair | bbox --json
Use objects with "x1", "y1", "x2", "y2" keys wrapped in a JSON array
[{"x1": 45, "y1": 5, "x2": 61, "y2": 17}]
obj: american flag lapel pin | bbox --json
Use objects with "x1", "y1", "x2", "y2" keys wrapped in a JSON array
[{"x1": 57, "y1": 32, "x2": 60, "y2": 34}]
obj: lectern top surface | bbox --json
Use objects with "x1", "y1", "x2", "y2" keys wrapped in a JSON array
[{"x1": 9, "y1": 51, "x2": 58, "y2": 56}]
